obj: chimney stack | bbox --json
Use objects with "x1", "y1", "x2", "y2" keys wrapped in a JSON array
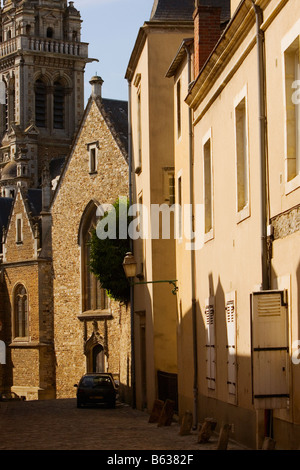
[
  {"x1": 90, "y1": 75, "x2": 104, "y2": 100},
  {"x1": 193, "y1": 3, "x2": 221, "y2": 78}
]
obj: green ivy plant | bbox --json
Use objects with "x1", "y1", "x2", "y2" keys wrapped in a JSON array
[{"x1": 89, "y1": 197, "x2": 131, "y2": 303}]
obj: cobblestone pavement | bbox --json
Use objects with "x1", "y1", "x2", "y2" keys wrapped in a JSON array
[{"x1": 0, "y1": 399, "x2": 247, "y2": 451}]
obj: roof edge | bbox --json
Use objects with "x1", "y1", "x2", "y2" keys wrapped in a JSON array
[{"x1": 125, "y1": 20, "x2": 194, "y2": 82}]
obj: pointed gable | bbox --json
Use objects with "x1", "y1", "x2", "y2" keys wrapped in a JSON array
[
  {"x1": 3, "y1": 188, "x2": 39, "y2": 263},
  {"x1": 51, "y1": 91, "x2": 128, "y2": 207}
]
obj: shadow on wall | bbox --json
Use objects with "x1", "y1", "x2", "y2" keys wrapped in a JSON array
[
  {"x1": 178, "y1": 271, "x2": 257, "y2": 450},
  {"x1": 118, "y1": 353, "x2": 133, "y2": 405}
]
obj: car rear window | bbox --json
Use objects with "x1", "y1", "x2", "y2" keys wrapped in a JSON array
[{"x1": 80, "y1": 376, "x2": 113, "y2": 388}]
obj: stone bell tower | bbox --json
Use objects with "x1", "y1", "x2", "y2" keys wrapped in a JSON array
[{"x1": 0, "y1": 0, "x2": 93, "y2": 196}]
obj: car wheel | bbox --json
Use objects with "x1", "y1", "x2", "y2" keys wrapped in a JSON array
[
  {"x1": 77, "y1": 400, "x2": 83, "y2": 408},
  {"x1": 108, "y1": 400, "x2": 116, "y2": 409}
]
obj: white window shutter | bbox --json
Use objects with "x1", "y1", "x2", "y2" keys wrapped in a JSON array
[
  {"x1": 205, "y1": 297, "x2": 216, "y2": 390},
  {"x1": 251, "y1": 291, "x2": 289, "y2": 410},
  {"x1": 226, "y1": 292, "x2": 237, "y2": 401}
]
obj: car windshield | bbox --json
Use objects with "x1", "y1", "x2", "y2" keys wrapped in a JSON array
[{"x1": 80, "y1": 376, "x2": 112, "y2": 388}]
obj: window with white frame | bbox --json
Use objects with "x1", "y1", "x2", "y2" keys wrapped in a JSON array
[
  {"x1": 177, "y1": 173, "x2": 182, "y2": 239},
  {"x1": 163, "y1": 167, "x2": 175, "y2": 205},
  {"x1": 203, "y1": 133, "x2": 213, "y2": 237},
  {"x1": 87, "y1": 142, "x2": 99, "y2": 174},
  {"x1": 282, "y1": 25, "x2": 300, "y2": 192},
  {"x1": 235, "y1": 94, "x2": 249, "y2": 214},
  {"x1": 134, "y1": 73, "x2": 142, "y2": 173},
  {"x1": 176, "y1": 79, "x2": 181, "y2": 139}
]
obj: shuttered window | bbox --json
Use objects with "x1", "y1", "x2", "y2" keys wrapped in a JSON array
[
  {"x1": 35, "y1": 79, "x2": 47, "y2": 128},
  {"x1": 53, "y1": 81, "x2": 64, "y2": 129},
  {"x1": 205, "y1": 298, "x2": 216, "y2": 390},
  {"x1": 251, "y1": 291, "x2": 289, "y2": 410},
  {"x1": 226, "y1": 293, "x2": 237, "y2": 402}
]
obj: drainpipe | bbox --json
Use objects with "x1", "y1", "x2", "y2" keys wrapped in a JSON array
[
  {"x1": 251, "y1": 0, "x2": 272, "y2": 443},
  {"x1": 251, "y1": 0, "x2": 269, "y2": 292},
  {"x1": 128, "y1": 81, "x2": 136, "y2": 408},
  {"x1": 184, "y1": 44, "x2": 198, "y2": 430}
]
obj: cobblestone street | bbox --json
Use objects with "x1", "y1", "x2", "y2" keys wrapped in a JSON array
[{"x1": 0, "y1": 399, "x2": 247, "y2": 451}]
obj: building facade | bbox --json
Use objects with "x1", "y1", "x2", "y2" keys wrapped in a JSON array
[
  {"x1": 168, "y1": 0, "x2": 300, "y2": 450},
  {"x1": 0, "y1": 0, "x2": 92, "y2": 198},
  {"x1": 51, "y1": 77, "x2": 131, "y2": 402},
  {"x1": 125, "y1": 0, "x2": 195, "y2": 412},
  {"x1": 0, "y1": 2, "x2": 132, "y2": 404}
]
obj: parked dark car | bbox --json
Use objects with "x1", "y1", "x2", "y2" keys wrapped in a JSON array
[
  {"x1": 0, "y1": 392, "x2": 24, "y2": 402},
  {"x1": 74, "y1": 373, "x2": 118, "y2": 408}
]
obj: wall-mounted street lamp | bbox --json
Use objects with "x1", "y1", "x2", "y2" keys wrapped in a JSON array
[{"x1": 122, "y1": 252, "x2": 178, "y2": 295}]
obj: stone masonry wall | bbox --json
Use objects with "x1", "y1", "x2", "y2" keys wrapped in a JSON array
[
  {"x1": 272, "y1": 204, "x2": 300, "y2": 240},
  {"x1": 51, "y1": 98, "x2": 130, "y2": 399},
  {"x1": 2, "y1": 262, "x2": 55, "y2": 399},
  {"x1": 1, "y1": 191, "x2": 55, "y2": 398}
]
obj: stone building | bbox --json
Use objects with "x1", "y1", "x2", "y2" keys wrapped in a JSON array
[
  {"x1": 0, "y1": 1, "x2": 131, "y2": 403},
  {"x1": 51, "y1": 76, "x2": 131, "y2": 402},
  {"x1": 0, "y1": 181, "x2": 55, "y2": 400},
  {"x1": 0, "y1": 0, "x2": 92, "y2": 198}
]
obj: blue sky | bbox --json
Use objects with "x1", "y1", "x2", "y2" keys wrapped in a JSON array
[{"x1": 74, "y1": 0, "x2": 154, "y2": 103}]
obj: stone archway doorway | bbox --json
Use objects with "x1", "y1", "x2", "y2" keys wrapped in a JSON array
[
  {"x1": 84, "y1": 321, "x2": 108, "y2": 374},
  {"x1": 92, "y1": 344, "x2": 105, "y2": 373}
]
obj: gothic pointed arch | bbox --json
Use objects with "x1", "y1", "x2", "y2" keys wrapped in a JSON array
[
  {"x1": 84, "y1": 327, "x2": 104, "y2": 356},
  {"x1": 79, "y1": 200, "x2": 109, "y2": 313},
  {"x1": 51, "y1": 74, "x2": 72, "y2": 131},
  {"x1": 12, "y1": 283, "x2": 29, "y2": 340},
  {"x1": 84, "y1": 320, "x2": 107, "y2": 373},
  {"x1": 78, "y1": 199, "x2": 100, "y2": 245}
]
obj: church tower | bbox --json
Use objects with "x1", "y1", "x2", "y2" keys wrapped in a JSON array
[{"x1": 0, "y1": 0, "x2": 92, "y2": 197}]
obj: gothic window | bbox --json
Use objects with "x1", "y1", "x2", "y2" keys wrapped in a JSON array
[
  {"x1": 35, "y1": 79, "x2": 47, "y2": 128},
  {"x1": 53, "y1": 80, "x2": 65, "y2": 129},
  {"x1": 80, "y1": 203, "x2": 109, "y2": 312},
  {"x1": 14, "y1": 284, "x2": 29, "y2": 339}
]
